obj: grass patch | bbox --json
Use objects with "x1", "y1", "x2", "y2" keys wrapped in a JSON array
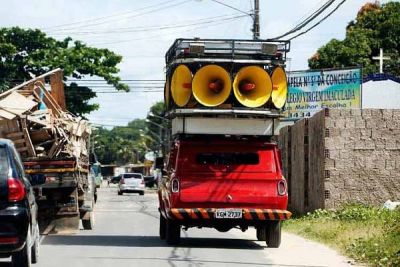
[{"x1": 283, "y1": 204, "x2": 400, "y2": 266}]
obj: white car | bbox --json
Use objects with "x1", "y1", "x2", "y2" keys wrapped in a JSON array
[{"x1": 118, "y1": 173, "x2": 145, "y2": 195}]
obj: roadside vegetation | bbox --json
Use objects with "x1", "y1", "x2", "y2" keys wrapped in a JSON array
[{"x1": 283, "y1": 204, "x2": 400, "y2": 266}]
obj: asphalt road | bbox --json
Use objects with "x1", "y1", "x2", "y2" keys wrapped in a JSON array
[{"x1": 1, "y1": 185, "x2": 355, "y2": 267}]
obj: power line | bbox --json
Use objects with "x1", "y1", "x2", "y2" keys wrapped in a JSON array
[
  {"x1": 210, "y1": 0, "x2": 253, "y2": 16},
  {"x1": 288, "y1": 0, "x2": 347, "y2": 41},
  {"x1": 44, "y1": 0, "x2": 180, "y2": 30},
  {"x1": 49, "y1": 13, "x2": 245, "y2": 36},
  {"x1": 47, "y1": 0, "x2": 192, "y2": 32},
  {"x1": 91, "y1": 15, "x2": 247, "y2": 46},
  {"x1": 271, "y1": 0, "x2": 336, "y2": 40}
]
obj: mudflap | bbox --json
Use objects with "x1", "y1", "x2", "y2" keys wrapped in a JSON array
[
  {"x1": 47, "y1": 187, "x2": 81, "y2": 234},
  {"x1": 51, "y1": 214, "x2": 80, "y2": 234}
]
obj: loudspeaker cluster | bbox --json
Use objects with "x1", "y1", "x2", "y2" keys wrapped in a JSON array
[{"x1": 165, "y1": 64, "x2": 288, "y2": 110}]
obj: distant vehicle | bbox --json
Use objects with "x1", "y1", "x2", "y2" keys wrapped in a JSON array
[
  {"x1": 110, "y1": 175, "x2": 121, "y2": 184},
  {"x1": 118, "y1": 173, "x2": 145, "y2": 195},
  {"x1": 144, "y1": 175, "x2": 157, "y2": 188},
  {"x1": 0, "y1": 139, "x2": 40, "y2": 267}
]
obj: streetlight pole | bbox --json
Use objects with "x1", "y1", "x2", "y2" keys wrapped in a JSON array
[{"x1": 145, "y1": 119, "x2": 165, "y2": 156}]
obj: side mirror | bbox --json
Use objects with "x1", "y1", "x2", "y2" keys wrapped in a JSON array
[{"x1": 29, "y1": 174, "x2": 46, "y2": 186}]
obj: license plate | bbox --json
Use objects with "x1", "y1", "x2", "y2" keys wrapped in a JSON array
[{"x1": 215, "y1": 209, "x2": 243, "y2": 219}]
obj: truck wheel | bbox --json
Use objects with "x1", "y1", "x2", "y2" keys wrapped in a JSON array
[
  {"x1": 265, "y1": 221, "x2": 281, "y2": 248},
  {"x1": 12, "y1": 225, "x2": 32, "y2": 267},
  {"x1": 118, "y1": 191, "x2": 123, "y2": 195},
  {"x1": 159, "y1": 214, "x2": 166, "y2": 240},
  {"x1": 82, "y1": 211, "x2": 95, "y2": 230},
  {"x1": 256, "y1": 226, "x2": 266, "y2": 241},
  {"x1": 166, "y1": 219, "x2": 181, "y2": 245},
  {"x1": 139, "y1": 191, "x2": 145, "y2": 196},
  {"x1": 31, "y1": 223, "x2": 40, "y2": 263}
]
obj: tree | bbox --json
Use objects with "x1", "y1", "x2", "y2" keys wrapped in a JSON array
[
  {"x1": 93, "y1": 119, "x2": 148, "y2": 165},
  {"x1": 0, "y1": 27, "x2": 128, "y2": 116},
  {"x1": 308, "y1": 2, "x2": 400, "y2": 77}
]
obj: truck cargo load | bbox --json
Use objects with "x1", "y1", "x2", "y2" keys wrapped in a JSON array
[{"x1": 0, "y1": 69, "x2": 95, "y2": 232}]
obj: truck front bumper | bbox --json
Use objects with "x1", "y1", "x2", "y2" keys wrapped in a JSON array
[{"x1": 167, "y1": 208, "x2": 292, "y2": 221}]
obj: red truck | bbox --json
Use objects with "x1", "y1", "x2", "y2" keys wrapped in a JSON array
[
  {"x1": 159, "y1": 38, "x2": 292, "y2": 247},
  {"x1": 158, "y1": 136, "x2": 291, "y2": 247}
]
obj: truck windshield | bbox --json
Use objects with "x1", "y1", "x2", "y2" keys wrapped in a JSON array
[{"x1": 196, "y1": 153, "x2": 259, "y2": 165}]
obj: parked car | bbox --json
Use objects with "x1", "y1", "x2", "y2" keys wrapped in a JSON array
[
  {"x1": 118, "y1": 173, "x2": 145, "y2": 195},
  {"x1": 0, "y1": 139, "x2": 40, "y2": 266}
]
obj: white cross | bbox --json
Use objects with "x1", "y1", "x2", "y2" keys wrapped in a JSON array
[{"x1": 372, "y1": 48, "x2": 390, "y2": 74}]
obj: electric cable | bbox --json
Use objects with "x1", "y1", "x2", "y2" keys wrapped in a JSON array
[
  {"x1": 49, "y1": 13, "x2": 245, "y2": 36},
  {"x1": 271, "y1": 0, "x2": 336, "y2": 40},
  {"x1": 47, "y1": 0, "x2": 192, "y2": 32},
  {"x1": 288, "y1": 0, "x2": 347, "y2": 41},
  {"x1": 92, "y1": 14, "x2": 247, "y2": 46},
  {"x1": 210, "y1": 0, "x2": 253, "y2": 16}
]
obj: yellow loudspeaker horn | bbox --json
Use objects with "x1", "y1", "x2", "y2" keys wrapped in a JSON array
[
  {"x1": 192, "y1": 65, "x2": 232, "y2": 107},
  {"x1": 171, "y1": 65, "x2": 192, "y2": 107},
  {"x1": 233, "y1": 66, "x2": 272, "y2": 108},
  {"x1": 271, "y1": 66, "x2": 288, "y2": 109}
]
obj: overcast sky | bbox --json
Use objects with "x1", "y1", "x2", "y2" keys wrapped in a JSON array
[{"x1": 0, "y1": 0, "x2": 389, "y2": 126}]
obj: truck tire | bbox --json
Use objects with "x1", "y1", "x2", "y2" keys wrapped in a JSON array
[
  {"x1": 82, "y1": 211, "x2": 95, "y2": 230},
  {"x1": 166, "y1": 219, "x2": 181, "y2": 245},
  {"x1": 12, "y1": 225, "x2": 32, "y2": 267},
  {"x1": 118, "y1": 191, "x2": 123, "y2": 195},
  {"x1": 139, "y1": 191, "x2": 145, "y2": 196},
  {"x1": 265, "y1": 221, "x2": 281, "y2": 248},
  {"x1": 31, "y1": 224, "x2": 40, "y2": 264},
  {"x1": 256, "y1": 226, "x2": 266, "y2": 241},
  {"x1": 159, "y1": 214, "x2": 166, "y2": 240}
]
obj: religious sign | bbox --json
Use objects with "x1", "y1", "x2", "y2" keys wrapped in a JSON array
[{"x1": 284, "y1": 68, "x2": 362, "y2": 119}]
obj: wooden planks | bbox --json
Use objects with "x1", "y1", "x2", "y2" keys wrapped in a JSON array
[
  {"x1": 50, "y1": 71, "x2": 66, "y2": 111},
  {"x1": 308, "y1": 110, "x2": 326, "y2": 211},
  {"x1": 278, "y1": 110, "x2": 327, "y2": 215},
  {"x1": 290, "y1": 119, "x2": 306, "y2": 215}
]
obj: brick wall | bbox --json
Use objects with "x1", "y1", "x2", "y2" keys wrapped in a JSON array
[
  {"x1": 279, "y1": 109, "x2": 400, "y2": 214},
  {"x1": 324, "y1": 109, "x2": 400, "y2": 209}
]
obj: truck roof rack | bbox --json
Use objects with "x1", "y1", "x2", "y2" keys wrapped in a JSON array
[{"x1": 165, "y1": 38, "x2": 290, "y2": 67}]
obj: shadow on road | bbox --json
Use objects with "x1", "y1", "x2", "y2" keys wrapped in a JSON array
[{"x1": 42, "y1": 235, "x2": 265, "y2": 250}]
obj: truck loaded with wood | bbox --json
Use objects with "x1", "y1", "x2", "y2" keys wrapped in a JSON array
[
  {"x1": 0, "y1": 69, "x2": 95, "y2": 232},
  {"x1": 158, "y1": 39, "x2": 292, "y2": 247}
]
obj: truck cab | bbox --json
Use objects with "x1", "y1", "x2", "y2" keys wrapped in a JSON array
[{"x1": 158, "y1": 136, "x2": 291, "y2": 247}]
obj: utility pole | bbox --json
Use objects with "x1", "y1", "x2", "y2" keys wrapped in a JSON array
[{"x1": 253, "y1": 0, "x2": 260, "y2": 39}]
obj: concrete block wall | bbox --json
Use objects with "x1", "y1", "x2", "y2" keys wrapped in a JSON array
[
  {"x1": 324, "y1": 109, "x2": 400, "y2": 209},
  {"x1": 279, "y1": 108, "x2": 400, "y2": 214}
]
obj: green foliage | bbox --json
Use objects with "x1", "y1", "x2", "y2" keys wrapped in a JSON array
[
  {"x1": 0, "y1": 27, "x2": 127, "y2": 115},
  {"x1": 284, "y1": 204, "x2": 400, "y2": 266},
  {"x1": 93, "y1": 119, "x2": 148, "y2": 165},
  {"x1": 309, "y1": 2, "x2": 400, "y2": 77},
  {"x1": 93, "y1": 102, "x2": 168, "y2": 165}
]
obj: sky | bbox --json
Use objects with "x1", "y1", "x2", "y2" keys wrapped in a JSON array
[{"x1": 0, "y1": 0, "x2": 390, "y2": 126}]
